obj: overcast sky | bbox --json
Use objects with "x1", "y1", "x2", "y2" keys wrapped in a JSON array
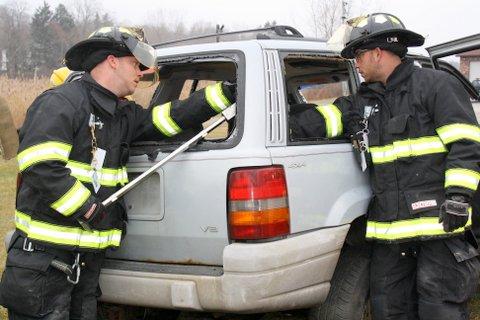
[{"x1": 3, "y1": 0, "x2": 479, "y2": 55}]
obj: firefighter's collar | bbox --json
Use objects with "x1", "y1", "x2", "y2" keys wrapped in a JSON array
[
  {"x1": 360, "y1": 81, "x2": 385, "y2": 95},
  {"x1": 82, "y1": 73, "x2": 118, "y2": 116},
  {"x1": 385, "y1": 58, "x2": 414, "y2": 90}
]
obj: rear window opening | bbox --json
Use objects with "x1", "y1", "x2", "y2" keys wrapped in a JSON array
[
  {"x1": 282, "y1": 54, "x2": 353, "y2": 143},
  {"x1": 131, "y1": 58, "x2": 240, "y2": 156}
]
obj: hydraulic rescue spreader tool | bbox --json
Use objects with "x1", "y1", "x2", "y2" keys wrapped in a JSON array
[{"x1": 102, "y1": 103, "x2": 237, "y2": 208}]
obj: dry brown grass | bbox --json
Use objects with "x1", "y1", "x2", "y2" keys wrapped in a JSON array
[
  {"x1": 0, "y1": 76, "x2": 156, "y2": 129},
  {"x1": 0, "y1": 76, "x2": 51, "y2": 128}
]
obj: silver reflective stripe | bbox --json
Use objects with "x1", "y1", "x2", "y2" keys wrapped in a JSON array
[
  {"x1": 445, "y1": 168, "x2": 480, "y2": 191},
  {"x1": 67, "y1": 161, "x2": 128, "y2": 187},
  {"x1": 17, "y1": 141, "x2": 72, "y2": 172},
  {"x1": 152, "y1": 102, "x2": 182, "y2": 137},
  {"x1": 50, "y1": 180, "x2": 91, "y2": 216},
  {"x1": 205, "y1": 82, "x2": 231, "y2": 113},
  {"x1": 437, "y1": 123, "x2": 480, "y2": 144},
  {"x1": 15, "y1": 210, "x2": 121, "y2": 249}
]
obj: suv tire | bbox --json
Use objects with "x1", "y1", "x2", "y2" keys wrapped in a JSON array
[{"x1": 309, "y1": 244, "x2": 371, "y2": 320}]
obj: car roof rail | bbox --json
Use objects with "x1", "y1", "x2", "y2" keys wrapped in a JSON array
[{"x1": 153, "y1": 25, "x2": 305, "y2": 48}]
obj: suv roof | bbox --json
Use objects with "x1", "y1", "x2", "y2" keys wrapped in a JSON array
[
  {"x1": 152, "y1": 25, "x2": 333, "y2": 58},
  {"x1": 153, "y1": 25, "x2": 308, "y2": 47}
]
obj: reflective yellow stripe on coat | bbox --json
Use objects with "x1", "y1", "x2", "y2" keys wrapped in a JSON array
[
  {"x1": 366, "y1": 215, "x2": 472, "y2": 241},
  {"x1": 205, "y1": 82, "x2": 231, "y2": 113},
  {"x1": 50, "y1": 180, "x2": 91, "y2": 216},
  {"x1": 437, "y1": 123, "x2": 480, "y2": 144},
  {"x1": 370, "y1": 136, "x2": 447, "y2": 164},
  {"x1": 445, "y1": 168, "x2": 480, "y2": 191},
  {"x1": 315, "y1": 104, "x2": 343, "y2": 138},
  {"x1": 152, "y1": 102, "x2": 182, "y2": 137},
  {"x1": 17, "y1": 141, "x2": 72, "y2": 172},
  {"x1": 15, "y1": 210, "x2": 122, "y2": 249}
]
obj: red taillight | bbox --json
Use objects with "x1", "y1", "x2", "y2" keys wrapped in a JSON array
[{"x1": 228, "y1": 165, "x2": 290, "y2": 240}]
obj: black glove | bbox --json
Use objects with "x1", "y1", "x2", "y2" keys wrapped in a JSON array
[
  {"x1": 221, "y1": 81, "x2": 237, "y2": 104},
  {"x1": 343, "y1": 110, "x2": 363, "y2": 138},
  {"x1": 439, "y1": 194, "x2": 470, "y2": 232},
  {"x1": 77, "y1": 201, "x2": 106, "y2": 231}
]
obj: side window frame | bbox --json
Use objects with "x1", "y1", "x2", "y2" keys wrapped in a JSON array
[
  {"x1": 279, "y1": 51, "x2": 358, "y2": 146},
  {"x1": 134, "y1": 51, "x2": 245, "y2": 152}
]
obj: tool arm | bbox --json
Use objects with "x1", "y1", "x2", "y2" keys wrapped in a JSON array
[{"x1": 102, "y1": 104, "x2": 236, "y2": 208}]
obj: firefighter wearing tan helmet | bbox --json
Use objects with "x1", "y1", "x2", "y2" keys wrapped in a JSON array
[{"x1": 0, "y1": 26, "x2": 236, "y2": 319}]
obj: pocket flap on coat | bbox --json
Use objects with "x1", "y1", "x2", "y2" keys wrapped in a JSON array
[
  {"x1": 386, "y1": 114, "x2": 410, "y2": 134},
  {"x1": 445, "y1": 237, "x2": 479, "y2": 263},
  {"x1": 6, "y1": 248, "x2": 53, "y2": 273}
]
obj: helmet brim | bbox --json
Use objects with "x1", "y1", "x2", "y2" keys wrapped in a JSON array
[
  {"x1": 65, "y1": 36, "x2": 156, "y2": 72},
  {"x1": 65, "y1": 38, "x2": 121, "y2": 71},
  {"x1": 341, "y1": 29, "x2": 425, "y2": 59}
]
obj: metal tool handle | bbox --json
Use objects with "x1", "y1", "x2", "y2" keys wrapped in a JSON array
[{"x1": 102, "y1": 104, "x2": 236, "y2": 208}]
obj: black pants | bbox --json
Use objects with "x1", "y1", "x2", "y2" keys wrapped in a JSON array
[
  {"x1": 370, "y1": 236, "x2": 480, "y2": 320},
  {"x1": 0, "y1": 235, "x2": 105, "y2": 320}
]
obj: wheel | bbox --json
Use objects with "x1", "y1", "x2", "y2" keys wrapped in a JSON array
[{"x1": 309, "y1": 244, "x2": 371, "y2": 320}]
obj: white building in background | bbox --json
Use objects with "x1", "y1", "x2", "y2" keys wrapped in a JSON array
[{"x1": 1, "y1": 49, "x2": 7, "y2": 72}]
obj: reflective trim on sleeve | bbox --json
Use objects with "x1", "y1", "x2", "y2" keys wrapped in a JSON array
[
  {"x1": 445, "y1": 168, "x2": 480, "y2": 191},
  {"x1": 66, "y1": 160, "x2": 128, "y2": 187},
  {"x1": 152, "y1": 102, "x2": 182, "y2": 137},
  {"x1": 205, "y1": 82, "x2": 231, "y2": 113},
  {"x1": 370, "y1": 136, "x2": 447, "y2": 165},
  {"x1": 436, "y1": 123, "x2": 480, "y2": 144},
  {"x1": 17, "y1": 141, "x2": 72, "y2": 172},
  {"x1": 315, "y1": 104, "x2": 343, "y2": 138},
  {"x1": 50, "y1": 180, "x2": 91, "y2": 217},
  {"x1": 366, "y1": 215, "x2": 472, "y2": 241},
  {"x1": 15, "y1": 210, "x2": 121, "y2": 249}
]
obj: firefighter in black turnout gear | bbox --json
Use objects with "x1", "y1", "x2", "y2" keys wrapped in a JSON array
[
  {"x1": 0, "y1": 27, "x2": 236, "y2": 320},
  {"x1": 290, "y1": 13, "x2": 480, "y2": 319}
]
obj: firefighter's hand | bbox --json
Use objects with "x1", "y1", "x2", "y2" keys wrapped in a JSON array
[
  {"x1": 77, "y1": 201, "x2": 106, "y2": 231},
  {"x1": 343, "y1": 110, "x2": 363, "y2": 138},
  {"x1": 222, "y1": 81, "x2": 236, "y2": 104},
  {"x1": 439, "y1": 194, "x2": 470, "y2": 232}
]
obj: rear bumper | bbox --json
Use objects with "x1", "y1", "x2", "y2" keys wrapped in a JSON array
[{"x1": 99, "y1": 225, "x2": 349, "y2": 313}]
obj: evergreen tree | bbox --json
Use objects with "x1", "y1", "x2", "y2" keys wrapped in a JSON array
[
  {"x1": 52, "y1": 4, "x2": 75, "y2": 32},
  {"x1": 93, "y1": 12, "x2": 114, "y2": 30},
  {"x1": 30, "y1": 1, "x2": 56, "y2": 75},
  {"x1": 51, "y1": 4, "x2": 75, "y2": 62}
]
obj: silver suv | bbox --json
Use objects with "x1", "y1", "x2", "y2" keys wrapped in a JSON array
[{"x1": 100, "y1": 26, "x2": 372, "y2": 318}]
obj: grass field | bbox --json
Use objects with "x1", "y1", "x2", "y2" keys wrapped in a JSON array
[{"x1": 1, "y1": 76, "x2": 480, "y2": 319}]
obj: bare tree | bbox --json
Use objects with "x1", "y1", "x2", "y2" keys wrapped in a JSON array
[
  {"x1": 309, "y1": 0, "x2": 348, "y2": 39},
  {"x1": 142, "y1": 9, "x2": 217, "y2": 45},
  {"x1": 307, "y1": 0, "x2": 380, "y2": 40},
  {"x1": 68, "y1": 0, "x2": 111, "y2": 41},
  {"x1": 0, "y1": 0, "x2": 31, "y2": 77}
]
